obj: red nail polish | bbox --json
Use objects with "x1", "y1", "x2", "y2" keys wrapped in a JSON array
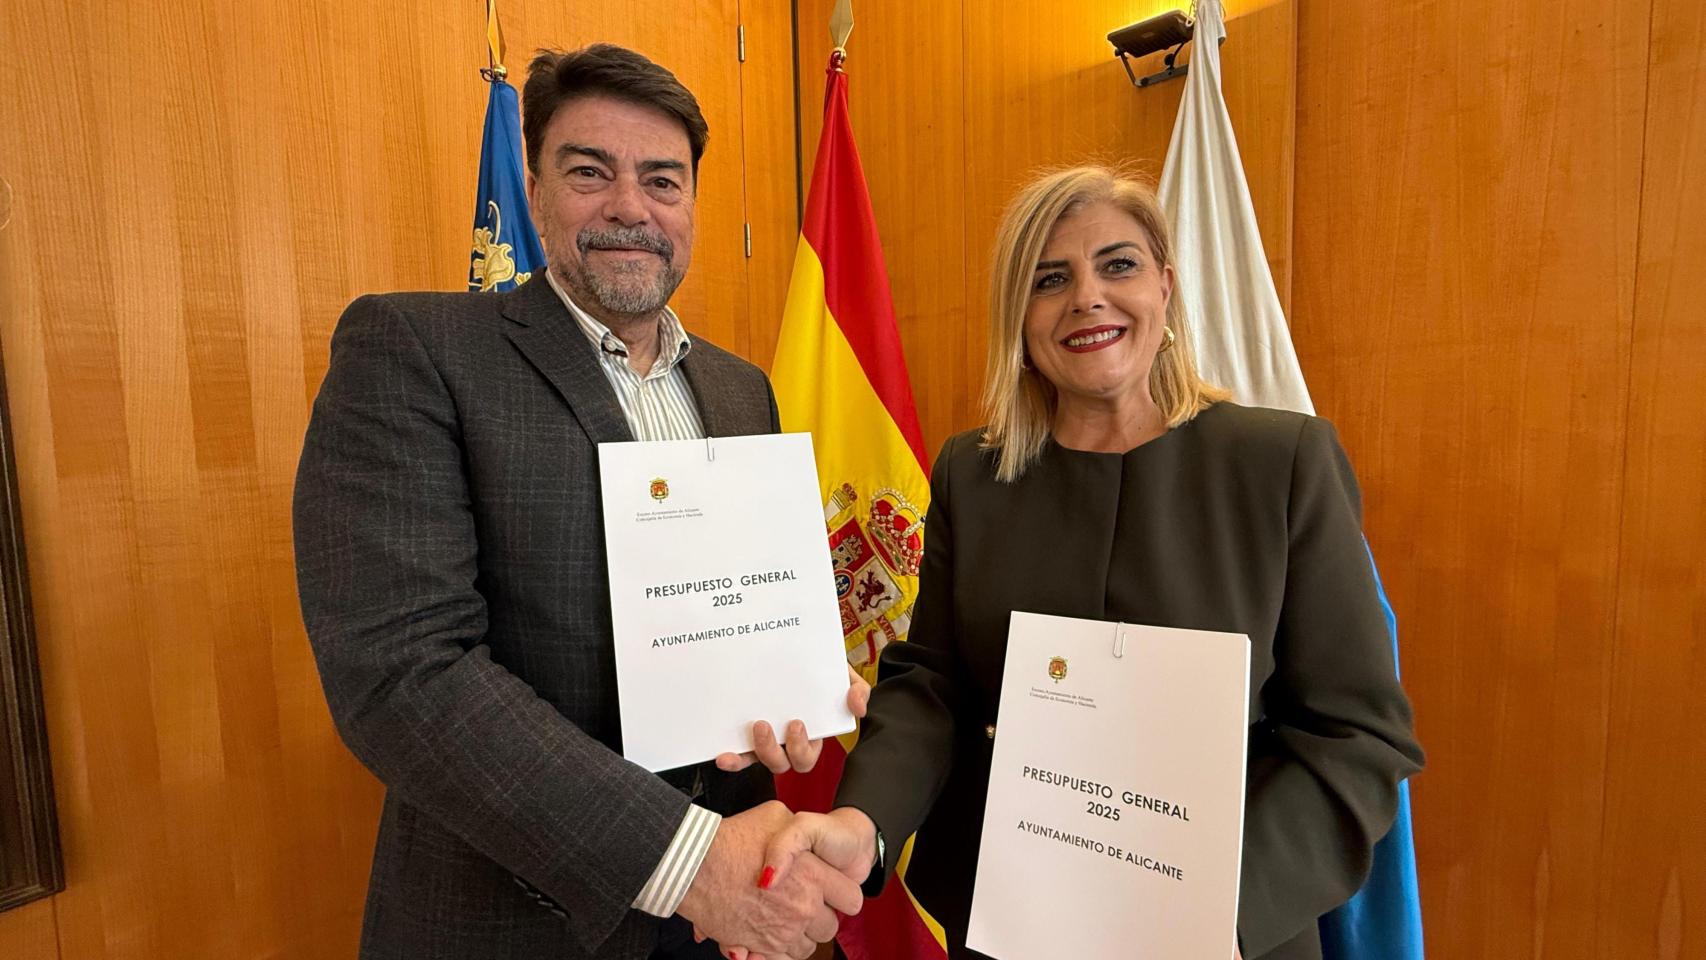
[{"x1": 757, "y1": 865, "x2": 776, "y2": 889}]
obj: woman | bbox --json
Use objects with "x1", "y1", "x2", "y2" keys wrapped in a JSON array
[{"x1": 763, "y1": 166, "x2": 1424, "y2": 960}]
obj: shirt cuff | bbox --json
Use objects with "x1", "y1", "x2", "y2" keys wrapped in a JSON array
[{"x1": 632, "y1": 804, "x2": 722, "y2": 917}]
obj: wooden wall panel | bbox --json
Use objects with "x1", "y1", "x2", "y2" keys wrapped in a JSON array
[
  {"x1": 793, "y1": 0, "x2": 1295, "y2": 459},
  {"x1": 1291, "y1": 0, "x2": 1650, "y2": 955},
  {"x1": 1214, "y1": 0, "x2": 1296, "y2": 311},
  {"x1": 1599, "y1": 0, "x2": 1706, "y2": 955},
  {"x1": 0, "y1": 899, "x2": 58, "y2": 960},
  {"x1": 794, "y1": 0, "x2": 971, "y2": 460},
  {"x1": 0, "y1": 2, "x2": 769, "y2": 957},
  {"x1": 739, "y1": 0, "x2": 803, "y2": 370}
]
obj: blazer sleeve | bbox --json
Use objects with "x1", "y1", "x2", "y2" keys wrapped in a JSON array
[
  {"x1": 1236, "y1": 417, "x2": 1426, "y2": 956},
  {"x1": 834, "y1": 435, "x2": 968, "y2": 884},
  {"x1": 292, "y1": 295, "x2": 690, "y2": 952}
]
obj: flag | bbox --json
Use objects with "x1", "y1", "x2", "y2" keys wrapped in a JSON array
[
  {"x1": 769, "y1": 50, "x2": 947, "y2": 960},
  {"x1": 1157, "y1": 0, "x2": 1311, "y2": 415},
  {"x1": 467, "y1": 0, "x2": 544, "y2": 293},
  {"x1": 1157, "y1": 2, "x2": 1424, "y2": 958},
  {"x1": 1317, "y1": 545, "x2": 1426, "y2": 959}
]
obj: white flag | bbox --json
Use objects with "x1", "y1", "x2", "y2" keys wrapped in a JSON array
[{"x1": 1158, "y1": 0, "x2": 1313, "y2": 415}]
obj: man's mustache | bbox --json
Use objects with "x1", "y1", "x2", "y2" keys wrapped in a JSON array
[{"x1": 577, "y1": 226, "x2": 674, "y2": 261}]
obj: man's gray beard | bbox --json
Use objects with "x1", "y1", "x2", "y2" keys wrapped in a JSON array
[
  {"x1": 549, "y1": 222, "x2": 684, "y2": 318},
  {"x1": 569, "y1": 257, "x2": 684, "y2": 316}
]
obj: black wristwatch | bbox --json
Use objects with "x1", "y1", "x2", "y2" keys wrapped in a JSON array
[{"x1": 861, "y1": 825, "x2": 887, "y2": 898}]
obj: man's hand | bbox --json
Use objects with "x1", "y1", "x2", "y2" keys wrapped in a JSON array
[
  {"x1": 715, "y1": 665, "x2": 871, "y2": 774},
  {"x1": 676, "y1": 801, "x2": 863, "y2": 960}
]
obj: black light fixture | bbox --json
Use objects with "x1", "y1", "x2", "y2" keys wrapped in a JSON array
[{"x1": 1108, "y1": 10, "x2": 1217, "y2": 89}]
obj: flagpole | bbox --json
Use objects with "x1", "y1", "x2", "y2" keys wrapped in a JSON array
[
  {"x1": 827, "y1": 0, "x2": 853, "y2": 100},
  {"x1": 825, "y1": 0, "x2": 853, "y2": 53},
  {"x1": 482, "y1": 0, "x2": 508, "y2": 82}
]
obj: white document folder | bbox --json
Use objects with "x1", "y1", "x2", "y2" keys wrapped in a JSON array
[
  {"x1": 967, "y1": 611, "x2": 1250, "y2": 959},
  {"x1": 598, "y1": 433, "x2": 854, "y2": 772}
]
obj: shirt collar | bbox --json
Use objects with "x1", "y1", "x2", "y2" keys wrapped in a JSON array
[{"x1": 545, "y1": 269, "x2": 692, "y2": 373}]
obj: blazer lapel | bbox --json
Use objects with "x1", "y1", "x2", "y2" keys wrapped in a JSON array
[
  {"x1": 680, "y1": 340, "x2": 729, "y2": 438},
  {"x1": 680, "y1": 334, "x2": 774, "y2": 438},
  {"x1": 501, "y1": 277, "x2": 634, "y2": 446}
]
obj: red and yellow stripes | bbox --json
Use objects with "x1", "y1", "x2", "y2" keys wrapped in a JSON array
[
  {"x1": 779, "y1": 64, "x2": 927, "y2": 472},
  {"x1": 772, "y1": 237, "x2": 929, "y2": 505},
  {"x1": 769, "y1": 54, "x2": 948, "y2": 960},
  {"x1": 771, "y1": 60, "x2": 929, "y2": 497}
]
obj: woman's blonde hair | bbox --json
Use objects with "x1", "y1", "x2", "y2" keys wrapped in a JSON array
[{"x1": 980, "y1": 165, "x2": 1228, "y2": 482}]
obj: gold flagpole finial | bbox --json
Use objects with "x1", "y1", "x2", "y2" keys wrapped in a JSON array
[
  {"x1": 483, "y1": 0, "x2": 508, "y2": 81},
  {"x1": 830, "y1": 0, "x2": 854, "y2": 56}
]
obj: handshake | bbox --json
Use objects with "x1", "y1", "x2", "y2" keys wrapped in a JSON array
[
  {"x1": 672, "y1": 667, "x2": 876, "y2": 959},
  {"x1": 677, "y1": 803, "x2": 879, "y2": 960}
]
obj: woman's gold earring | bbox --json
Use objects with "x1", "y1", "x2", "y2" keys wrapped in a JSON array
[{"x1": 1159, "y1": 326, "x2": 1177, "y2": 352}]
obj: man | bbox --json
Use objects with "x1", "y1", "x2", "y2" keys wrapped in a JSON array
[{"x1": 294, "y1": 44, "x2": 862, "y2": 960}]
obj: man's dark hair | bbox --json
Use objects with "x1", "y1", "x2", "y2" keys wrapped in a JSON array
[{"x1": 522, "y1": 44, "x2": 709, "y2": 179}]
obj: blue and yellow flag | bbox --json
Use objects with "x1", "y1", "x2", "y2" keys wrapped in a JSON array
[{"x1": 468, "y1": 1, "x2": 543, "y2": 292}]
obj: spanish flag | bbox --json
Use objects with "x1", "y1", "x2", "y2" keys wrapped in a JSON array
[{"x1": 770, "y1": 51, "x2": 947, "y2": 960}]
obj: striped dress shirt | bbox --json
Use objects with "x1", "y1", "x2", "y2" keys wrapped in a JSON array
[
  {"x1": 549, "y1": 270, "x2": 706, "y2": 441},
  {"x1": 545, "y1": 271, "x2": 722, "y2": 920}
]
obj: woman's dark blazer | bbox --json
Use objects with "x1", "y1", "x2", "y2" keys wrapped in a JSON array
[{"x1": 835, "y1": 402, "x2": 1425, "y2": 960}]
